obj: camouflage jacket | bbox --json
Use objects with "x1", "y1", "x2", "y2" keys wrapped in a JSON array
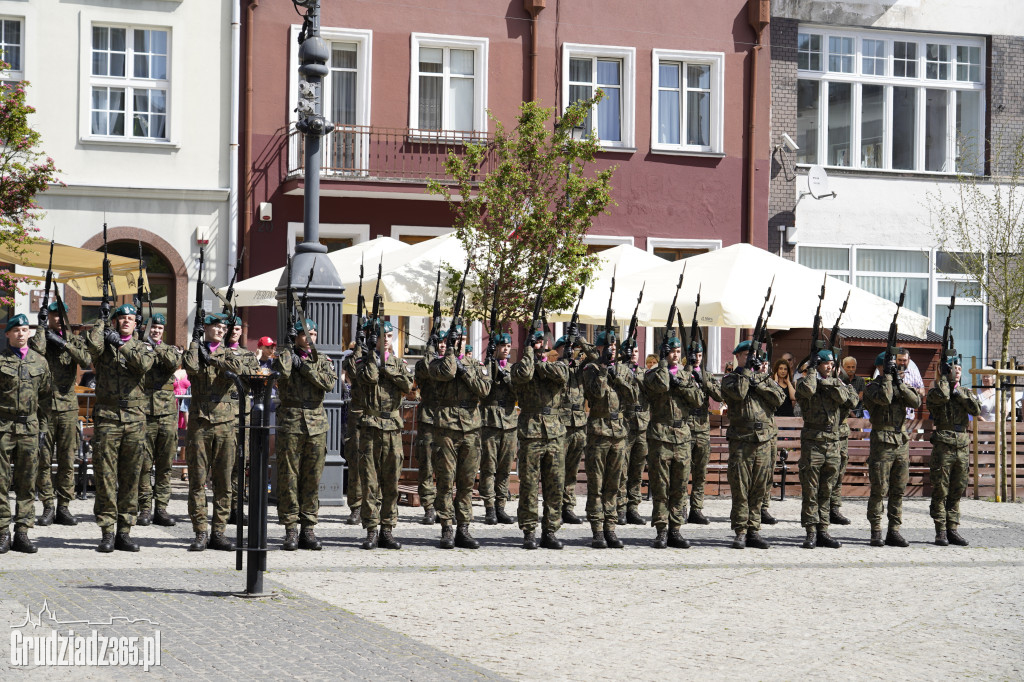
[
  {"x1": 414, "y1": 355, "x2": 437, "y2": 427},
  {"x1": 480, "y1": 358, "x2": 517, "y2": 430},
  {"x1": 84, "y1": 324, "x2": 155, "y2": 424},
  {"x1": 686, "y1": 366, "x2": 722, "y2": 434},
  {"x1": 796, "y1": 370, "x2": 860, "y2": 442},
  {"x1": 864, "y1": 374, "x2": 922, "y2": 446},
  {"x1": 559, "y1": 342, "x2": 597, "y2": 428},
  {"x1": 354, "y1": 348, "x2": 413, "y2": 431},
  {"x1": 619, "y1": 362, "x2": 652, "y2": 432},
  {"x1": 274, "y1": 347, "x2": 337, "y2": 436},
  {"x1": 144, "y1": 342, "x2": 183, "y2": 417},
  {"x1": 183, "y1": 341, "x2": 250, "y2": 425},
  {"x1": 721, "y1": 369, "x2": 785, "y2": 444},
  {"x1": 511, "y1": 349, "x2": 568, "y2": 440},
  {"x1": 926, "y1": 375, "x2": 982, "y2": 447},
  {"x1": 428, "y1": 348, "x2": 491, "y2": 432},
  {"x1": 0, "y1": 347, "x2": 52, "y2": 435},
  {"x1": 343, "y1": 349, "x2": 364, "y2": 419},
  {"x1": 582, "y1": 361, "x2": 632, "y2": 439},
  {"x1": 643, "y1": 361, "x2": 704, "y2": 444},
  {"x1": 29, "y1": 325, "x2": 90, "y2": 414}
]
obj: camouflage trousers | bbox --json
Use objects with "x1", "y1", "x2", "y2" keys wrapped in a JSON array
[
  {"x1": 275, "y1": 430, "x2": 327, "y2": 528},
  {"x1": 867, "y1": 437, "x2": 910, "y2": 531},
  {"x1": 359, "y1": 428, "x2": 402, "y2": 530},
  {"x1": 138, "y1": 412, "x2": 178, "y2": 513},
  {"x1": 1, "y1": 430, "x2": 38, "y2": 531},
  {"x1": 798, "y1": 438, "x2": 841, "y2": 530},
  {"x1": 415, "y1": 420, "x2": 436, "y2": 511},
  {"x1": 517, "y1": 435, "x2": 565, "y2": 534},
  {"x1": 562, "y1": 425, "x2": 586, "y2": 509},
  {"x1": 480, "y1": 426, "x2": 516, "y2": 508},
  {"x1": 345, "y1": 414, "x2": 362, "y2": 511},
  {"x1": 830, "y1": 436, "x2": 850, "y2": 510},
  {"x1": 929, "y1": 441, "x2": 969, "y2": 531},
  {"x1": 585, "y1": 433, "x2": 625, "y2": 527},
  {"x1": 434, "y1": 427, "x2": 481, "y2": 525},
  {"x1": 94, "y1": 418, "x2": 145, "y2": 532},
  {"x1": 762, "y1": 440, "x2": 778, "y2": 510},
  {"x1": 185, "y1": 419, "x2": 234, "y2": 534},
  {"x1": 617, "y1": 426, "x2": 648, "y2": 513},
  {"x1": 36, "y1": 409, "x2": 79, "y2": 507},
  {"x1": 727, "y1": 439, "x2": 773, "y2": 533},
  {"x1": 687, "y1": 429, "x2": 712, "y2": 512},
  {"x1": 648, "y1": 439, "x2": 691, "y2": 529}
]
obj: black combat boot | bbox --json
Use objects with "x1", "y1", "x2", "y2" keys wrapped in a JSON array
[
  {"x1": 667, "y1": 527, "x2": 691, "y2": 549},
  {"x1": 439, "y1": 524, "x2": 455, "y2": 549},
  {"x1": 869, "y1": 529, "x2": 884, "y2": 547},
  {"x1": 604, "y1": 526, "x2": 624, "y2": 549},
  {"x1": 282, "y1": 527, "x2": 299, "y2": 551},
  {"x1": 346, "y1": 508, "x2": 362, "y2": 525},
  {"x1": 561, "y1": 507, "x2": 582, "y2": 524},
  {"x1": 731, "y1": 532, "x2": 746, "y2": 550},
  {"x1": 361, "y1": 529, "x2": 378, "y2": 550},
  {"x1": 540, "y1": 530, "x2": 563, "y2": 550},
  {"x1": 687, "y1": 507, "x2": 710, "y2": 525},
  {"x1": 652, "y1": 528, "x2": 668, "y2": 549},
  {"x1": 97, "y1": 531, "x2": 115, "y2": 553},
  {"x1": 495, "y1": 505, "x2": 514, "y2": 524},
  {"x1": 760, "y1": 508, "x2": 777, "y2": 525},
  {"x1": 802, "y1": 528, "x2": 816, "y2": 549},
  {"x1": 420, "y1": 507, "x2": 436, "y2": 525},
  {"x1": 55, "y1": 506, "x2": 77, "y2": 526},
  {"x1": 816, "y1": 529, "x2": 841, "y2": 549},
  {"x1": 39, "y1": 506, "x2": 55, "y2": 527},
  {"x1": 455, "y1": 524, "x2": 480, "y2": 549},
  {"x1": 523, "y1": 529, "x2": 538, "y2": 550},
  {"x1": 617, "y1": 510, "x2": 627, "y2": 526},
  {"x1": 188, "y1": 531, "x2": 209, "y2": 552},
  {"x1": 379, "y1": 526, "x2": 401, "y2": 550},
  {"x1": 12, "y1": 531, "x2": 37, "y2": 554},
  {"x1": 591, "y1": 524, "x2": 607, "y2": 549},
  {"x1": 0, "y1": 529, "x2": 10, "y2": 553},
  {"x1": 625, "y1": 508, "x2": 645, "y2": 525},
  {"x1": 484, "y1": 507, "x2": 498, "y2": 525},
  {"x1": 934, "y1": 526, "x2": 949, "y2": 546},
  {"x1": 115, "y1": 531, "x2": 140, "y2": 552},
  {"x1": 298, "y1": 527, "x2": 322, "y2": 551},
  {"x1": 829, "y1": 508, "x2": 851, "y2": 525},
  {"x1": 208, "y1": 531, "x2": 235, "y2": 551},
  {"x1": 884, "y1": 528, "x2": 909, "y2": 547},
  {"x1": 947, "y1": 527, "x2": 969, "y2": 546},
  {"x1": 152, "y1": 508, "x2": 174, "y2": 527},
  {"x1": 745, "y1": 531, "x2": 770, "y2": 549},
  {"x1": 227, "y1": 510, "x2": 248, "y2": 525},
  {"x1": 136, "y1": 509, "x2": 153, "y2": 526}
]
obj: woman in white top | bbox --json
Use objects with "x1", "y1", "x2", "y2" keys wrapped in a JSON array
[{"x1": 976, "y1": 368, "x2": 1011, "y2": 421}]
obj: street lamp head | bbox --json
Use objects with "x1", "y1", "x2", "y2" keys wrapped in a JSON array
[{"x1": 292, "y1": 0, "x2": 317, "y2": 8}]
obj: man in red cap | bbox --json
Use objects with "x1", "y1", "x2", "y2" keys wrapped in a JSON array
[{"x1": 256, "y1": 336, "x2": 276, "y2": 371}]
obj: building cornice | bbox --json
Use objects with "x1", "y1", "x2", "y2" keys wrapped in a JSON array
[{"x1": 45, "y1": 183, "x2": 230, "y2": 202}]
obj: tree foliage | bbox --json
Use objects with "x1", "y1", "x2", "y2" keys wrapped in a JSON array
[
  {"x1": 930, "y1": 134, "x2": 1024, "y2": 364},
  {"x1": 427, "y1": 97, "x2": 615, "y2": 332}
]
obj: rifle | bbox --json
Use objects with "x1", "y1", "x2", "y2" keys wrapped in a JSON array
[
  {"x1": 805, "y1": 274, "x2": 827, "y2": 369},
  {"x1": 940, "y1": 284, "x2": 957, "y2": 375},
  {"x1": 529, "y1": 262, "x2": 551, "y2": 349},
  {"x1": 40, "y1": 238, "x2": 54, "y2": 329},
  {"x1": 662, "y1": 265, "x2": 686, "y2": 356},
  {"x1": 368, "y1": 256, "x2": 383, "y2": 352},
  {"x1": 745, "y1": 277, "x2": 774, "y2": 371},
  {"x1": 754, "y1": 297, "x2": 776, "y2": 367},
  {"x1": 563, "y1": 284, "x2": 585, "y2": 362},
  {"x1": 136, "y1": 240, "x2": 154, "y2": 341},
  {"x1": 828, "y1": 290, "x2": 851, "y2": 376},
  {"x1": 485, "y1": 282, "x2": 500, "y2": 364},
  {"x1": 52, "y1": 280, "x2": 68, "y2": 338},
  {"x1": 356, "y1": 255, "x2": 367, "y2": 346},
  {"x1": 881, "y1": 280, "x2": 908, "y2": 378},
  {"x1": 688, "y1": 284, "x2": 703, "y2": 365},
  {"x1": 619, "y1": 283, "x2": 644, "y2": 362},
  {"x1": 429, "y1": 266, "x2": 441, "y2": 345},
  {"x1": 446, "y1": 259, "x2": 472, "y2": 351},
  {"x1": 285, "y1": 255, "x2": 296, "y2": 347},
  {"x1": 295, "y1": 259, "x2": 318, "y2": 362},
  {"x1": 101, "y1": 222, "x2": 113, "y2": 330}
]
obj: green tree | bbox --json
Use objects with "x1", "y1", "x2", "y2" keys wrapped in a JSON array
[
  {"x1": 0, "y1": 72, "x2": 61, "y2": 306},
  {"x1": 930, "y1": 134, "x2": 1024, "y2": 364},
  {"x1": 427, "y1": 97, "x2": 615, "y2": 333}
]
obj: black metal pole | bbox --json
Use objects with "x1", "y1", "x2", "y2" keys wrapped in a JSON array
[{"x1": 235, "y1": 372, "x2": 276, "y2": 598}]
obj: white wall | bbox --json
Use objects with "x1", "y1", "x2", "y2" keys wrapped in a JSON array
[{"x1": 773, "y1": 0, "x2": 1024, "y2": 37}]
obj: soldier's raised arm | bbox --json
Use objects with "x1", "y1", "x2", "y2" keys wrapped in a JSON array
[
  {"x1": 300, "y1": 353, "x2": 338, "y2": 391},
  {"x1": 510, "y1": 345, "x2": 535, "y2": 384}
]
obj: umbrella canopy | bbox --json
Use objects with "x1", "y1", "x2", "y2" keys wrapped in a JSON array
[
  {"x1": 0, "y1": 240, "x2": 148, "y2": 298},
  {"x1": 549, "y1": 244, "x2": 665, "y2": 325},
  {"x1": 227, "y1": 236, "x2": 409, "y2": 308},
  {"x1": 619, "y1": 243, "x2": 931, "y2": 338}
]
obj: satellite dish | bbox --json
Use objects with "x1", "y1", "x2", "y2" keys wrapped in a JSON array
[{"x1": 807, "y1": 165, "x2": 837, "y2": 199}]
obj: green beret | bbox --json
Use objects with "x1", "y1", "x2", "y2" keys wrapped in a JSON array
[
  {"x1": 595, "y1": 330, "x2": 617, "y2": 347},
  {"x1": 465, "y1": 344, "x2": 473, "y2": 353},
  {"x1": 948, "y1": 355, "x2": 961, "y2": 366},
  {"x1": 229, "y1": 316, "x2": 242, "y2": 327},
  {"x1": 294, "y1": 318, "x2": 318, "y2": 333},
  {"x1": 113, "y1": 303, "x2": 137, "y2": 318},
  {"x1": 553, "y1": 334, "x2": 569, "y2": 350},
  {"x1": 5, "y1": 314, "x2": 28, "y2": 333},
  {"x1": 47, "y1": 301, "x2": 68, "y2": 313},
  {"x1": 151, "y1": 313, "x2": 167, "y2": 325},
  {"x1": 817, "y1": 349, "x2": 835, "y2": 362},
  {"x1": 875, "y1": 352, "x2": 887, "y2": 366},
  {"x1": 495, "y1": 333, "x2": 512, "y2": 344},
  {"x1": 204, "y1": 313, "x2": 226, "y2": 325},
  {"x1": 377, "y1": 320, "x2": 393, "y2": 333},
  {"x1": 528, "y1": 330, "x2": 545, "y2": 342},
  {"x1": 689, "y1": 341, "x2": 704, "y2": 353},
  {"x1": 665, "y1": 336, "x2": 682, "y2": 350},
  {"x1": 733, "y1": 339, "x2": 753, "y2": 354}
]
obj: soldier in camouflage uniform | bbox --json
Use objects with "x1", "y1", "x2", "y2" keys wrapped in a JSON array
[
  {"x1": 135, "y1": 313, "x2": 182, "y2": 528},
  {"x1": 582, "y1": 330, "x2": 632, "y2": 549},
  {"x1": 794, "y1": 350, "x2": 859, "y2": 549},
  {"x1": 0, "y1": 315, "x2": 52, "y2": 554},
  {"x1": 557, "y1": 331, "x2": 593, "y2": 525},
  {"x1": 720, "y1": 340, "x2": 785, "y2": 549},
  {"x1": 480, "y1": 333, "x2": 517, "y2": 525},
  {"x1": 863, "y1": 351, "x2": 922, "y2": 547},
  {"x1": 616, "y1": 343, "x2": 651, "y2": 526},
  {"x1": 428, "y1": 324, "x2": 490, "y2": 549},
  {"x1": 225, "y1": 317, "x2": 259, "y2": 524},
  {"x1": 354, "y1": 321, "x2": 413, "y2": 550},
  {"x1": 685, "y1": 342, "x2": 722, "y2": 525},
  {"x1": 925, "y1": 357, "x2": 980, "y2": 547},
  {"x1": 342, "y1": 342, "x2": 364, "y2": 525},
  {"x1": 274, "y1": 319, "x2": 337, "y2": 551},
  {"x1": 84, "y1": 304, "x2": 155, "y2": 553},
  {"x1": 644, "y1": 336, "x2": 703, "y2": 549},
  {"x1": 30, "y1": 301, "x2": 90, "y2": 528},
  {"x1": 511, "y1": 329, "x2": 569, "y2": 550},
  {"x1": 413, "y1": 332, "x2": 443, "y2": 525},
  {"x1": 183, "y1": 314, "x2": 249, "y2": 552}
]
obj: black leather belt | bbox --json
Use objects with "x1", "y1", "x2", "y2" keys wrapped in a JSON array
[
  {"x1": 0, "y1": 412, "x2": 30, "y2": 424},
  {"x1": 525, "y1": 407, "x2": 552, "y2": 415},
  {"x1": 283, "y1": 400, "x2": 320, "y2": 409},
  {"x1": 949, "y1": 425, "x2": 967, "y2": 433},
  {"x1": 440, "y1": 400, "x2": 477, "y2": 409}
]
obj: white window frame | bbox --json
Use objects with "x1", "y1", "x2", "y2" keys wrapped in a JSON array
[
  {"x1": 650, "y1": 49, "x2": 725, "y2": 156},
  {"x1": 288, "y1": 25, "x2": 373, "y2": 175},
  {"x1": 408, "y1": 33, "x2": 488, "y2": 138},
  {"x1": 81, "y1": 23, "x2": 172, "y2": 145},
  {"x1": 584, "y1": 234, "x2": 634, "y2": 248},
  {"x1": 562, "y1": 43, "x2": 636, "y2": 151},
  {"x1": 0, "y1": 16, "x2": 24, "y2": 83},
  {"x1": 796, "y1": 26, "x2": 986, "y2": 176},
  {"x1": 286, "y1": 222, "x2": 370, "y2": 257}
]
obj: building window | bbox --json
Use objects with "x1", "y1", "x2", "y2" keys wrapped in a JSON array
[
  {"x1": 562, "y1": 43, "x2": 635, "y2": 150},
  {"x1": 798, "y1": 33, "x2": 822, "y2": 71},
  {"x1": 797, "y1": 246, "x2": 849, "y2": 282},
  {"x1": 0, "y1": 18, "x2": 23, "y2": 81},
  {"x1": 651, "y1": 49, "x2": 725, "y2": 154},
  {"x1": 797, "y1": 27, "x2": 984, "y2": 174},
  {"x1": 409, "y1": 33, "x2": 488, "y2": 135},
  {"x1": 89, "y1": 26, "x2": 169, "y2": 140}
]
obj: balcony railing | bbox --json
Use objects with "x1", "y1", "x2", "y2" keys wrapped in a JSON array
[{"x1": 288, "y1": 125, "x2": 496, "y2": 183}]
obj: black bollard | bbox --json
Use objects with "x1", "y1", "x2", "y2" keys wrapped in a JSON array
[{"x1": 235, "y1": 371, "x2": 277, "y2": 598}]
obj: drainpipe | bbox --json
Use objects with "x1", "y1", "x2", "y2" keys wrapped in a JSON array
[
  {"x1": 229, "y1": 0, "x2": 241, "y2": 280},
  {"x1": 242, "y1": 0, "x2": 259, "y2": 279},
  {"x1": 746, "y1": 0, "x2": 770, "y2": 245},
  {"x1": 524, "y1": 0, "x2": 545, "y2": 102}
]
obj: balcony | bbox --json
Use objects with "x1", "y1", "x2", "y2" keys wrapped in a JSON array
[{"x1": 288, "y1": 125, "x2": 496, "y2": 184}]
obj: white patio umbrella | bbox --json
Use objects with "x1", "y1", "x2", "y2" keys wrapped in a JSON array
[
  {"x1": 619, "y1": 243, "x2": 930, "y2": 338},
  {"x1": 225, "y1": 236, "x2": 409, "y2": 308},
  {"x1": 548, "y1": 244, "x2": 665, "y2": 325}
]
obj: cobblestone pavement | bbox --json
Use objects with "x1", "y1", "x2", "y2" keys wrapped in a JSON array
[{"x1": 2, "y1": 481, "x2": 1022, "y2": 680}]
